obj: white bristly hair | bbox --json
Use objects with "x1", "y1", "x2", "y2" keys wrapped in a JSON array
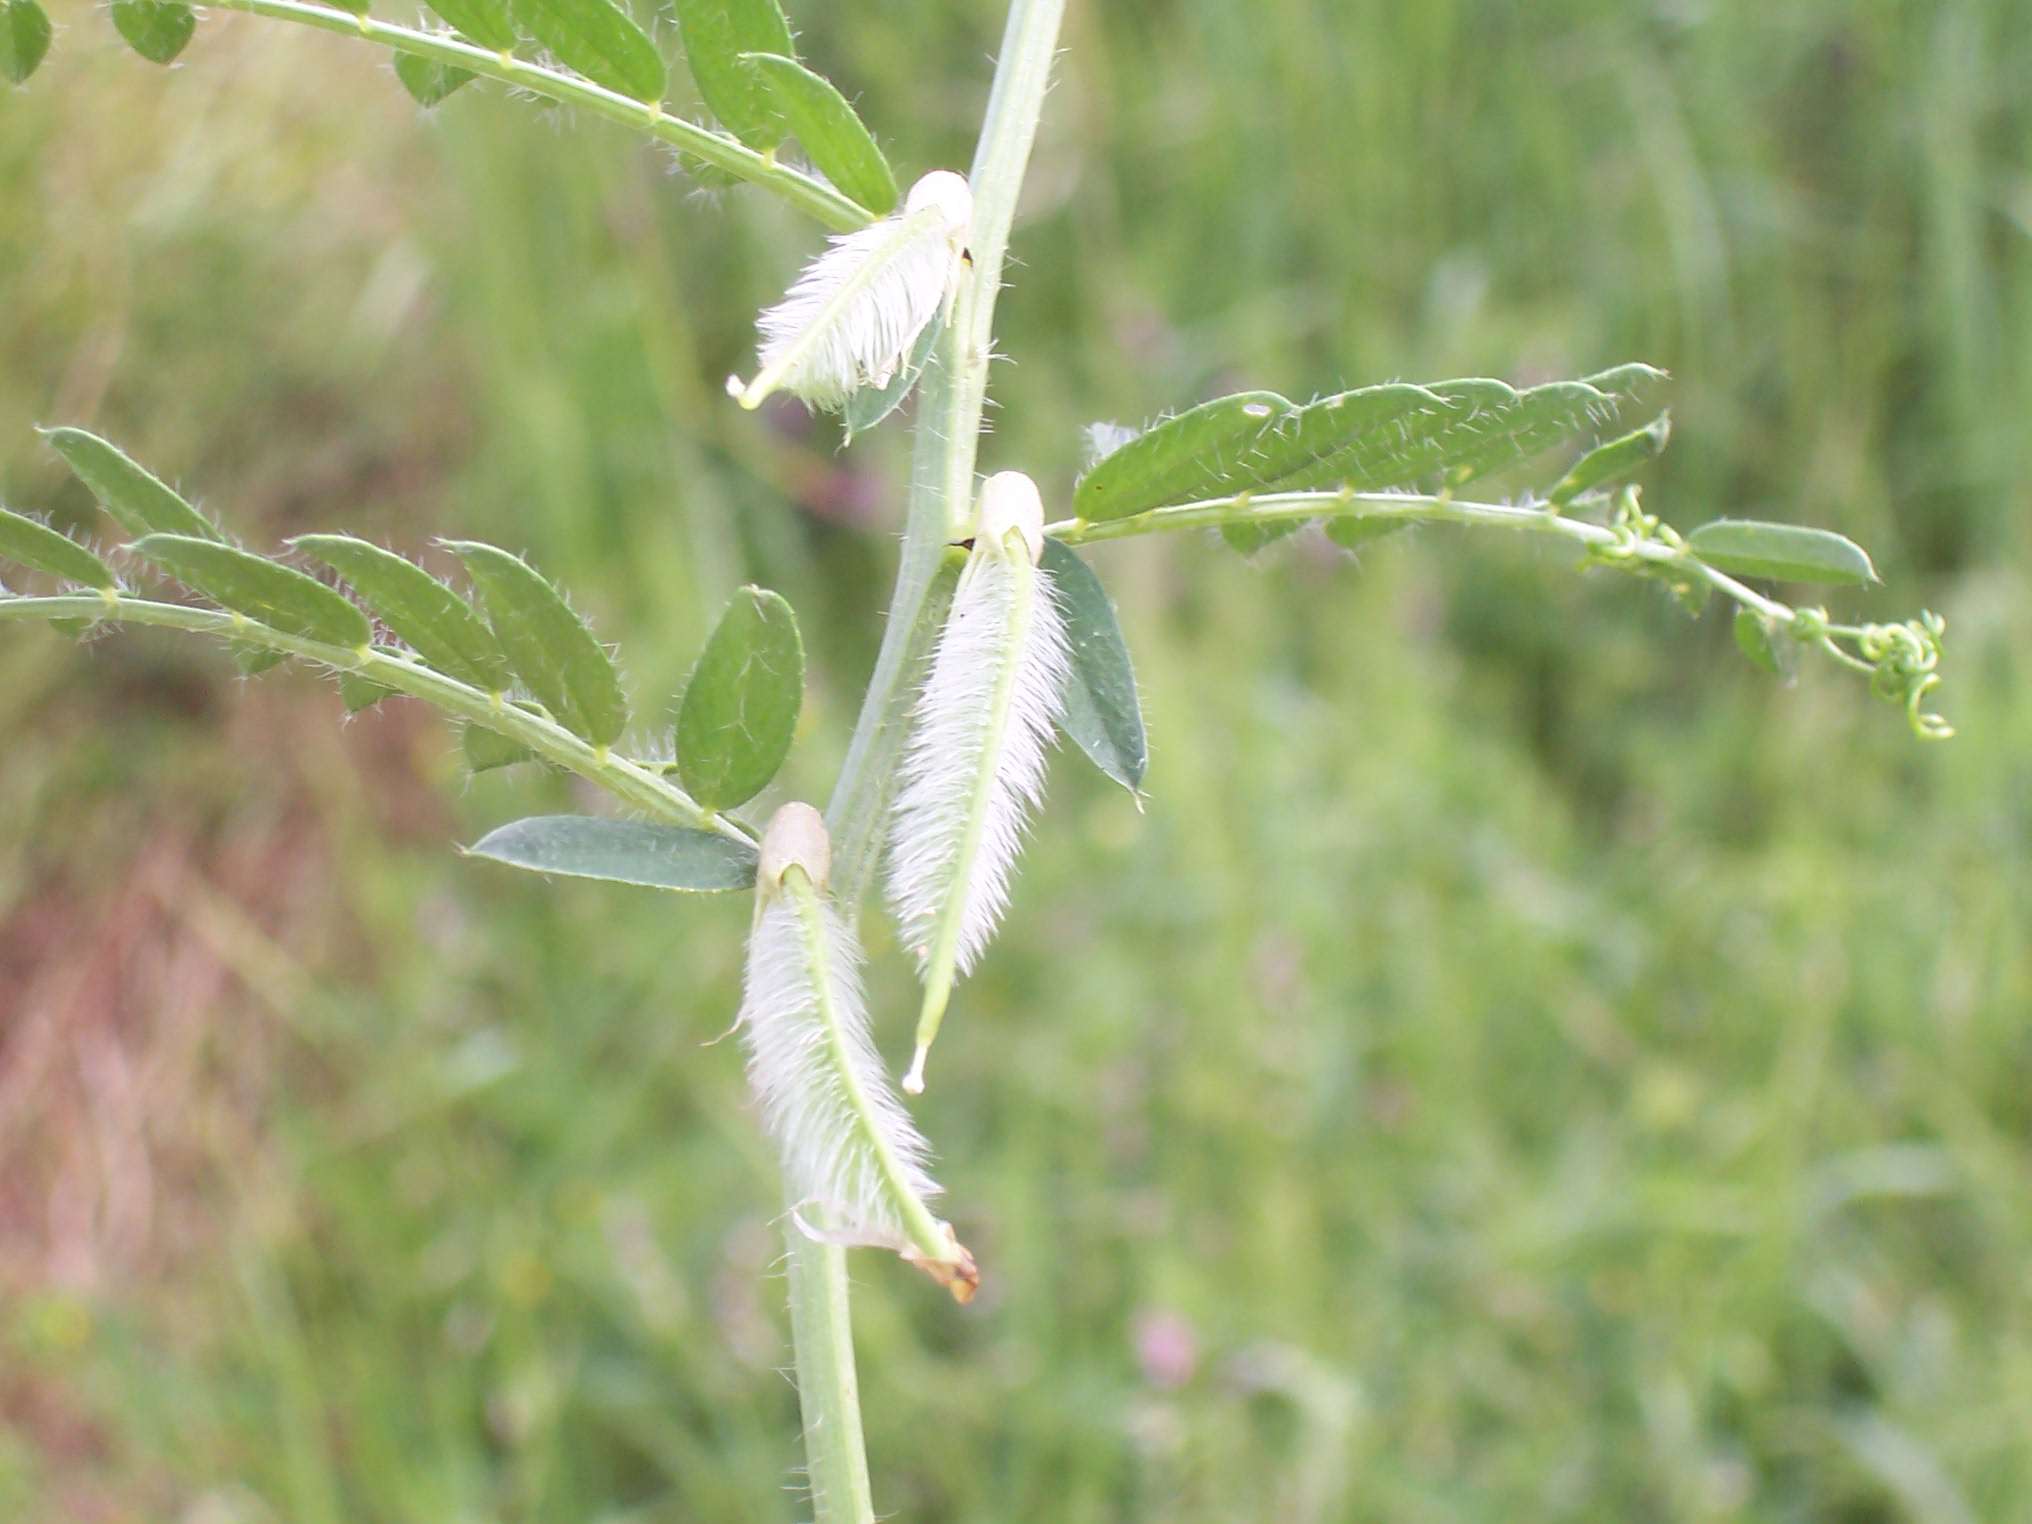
[
  {"x1": 739, "y1": 804, "x2": 961, "y2": 1279},
  {"x1": 728, "y1": 170, "x2": 972, "y2": 413},
  {"x1": 885, "y1": 472, "x2": 1070, "y2": 1092}
]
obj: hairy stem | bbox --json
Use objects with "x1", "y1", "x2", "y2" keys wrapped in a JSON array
[
  {"x1": 0, "y1": 593, "x2": 749, "y2": 844},
  {"x1": 784, "y1": 1234, "x2": 872, "y2": 1524},
  {"x1": 1049, "y1": 490, "x2": 1798, "y2": 619},
  {"x1": 794, "y1": 1, "x2": 1066, "y2": 1518},
  {"x1": 825, "y1": 0, "x2": 1066, "y2": 903},
  {"x1": 205, "y1": 0, "x2": 871, "y2": 231}
]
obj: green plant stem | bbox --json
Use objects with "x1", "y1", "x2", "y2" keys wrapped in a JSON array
[
  {"x1": 825, "y1": 0, "x2": 1066, "y2": 906},
  {"x1": 783, "y1": 1233, "x2": 871, "y2": 1524},
  {"x1": 1048, "y1": 489, "x2": 1801, "y2": 621},
  {"x1": 203, "y1": 0, "x2": 871, "y2": 232},
  {"x1": 0, "y1": 593, "x2": 750, "y2": 844},
  {"x1": 792, "y1": 2, "x2": 1066, "y2": 1520}
]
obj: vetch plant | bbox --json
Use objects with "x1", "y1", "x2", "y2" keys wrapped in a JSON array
[{"x1": 0, "y1": 0, "x2": 1955, "y2": 1517}]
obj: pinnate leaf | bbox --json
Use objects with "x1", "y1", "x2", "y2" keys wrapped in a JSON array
[
  {"x1": 110, "y1": 0, "x2": 195, "y2": 64},
  {"x1": 443, "y1": 540, "x2": 629, "y2": 746},
  {"x1": 131, "y1": 535, "x2": 371, "y2": 648},
  {"x1": 1042, "y1": 539, "x2": 1146, "y2": 792},
  {"x1": 0, "y1": 507, "x2": 115, "y2": 590},
  {"x1": 676, "y1": 585, "x2": 804, "y2": 810},
  {"x1": 510, "y1": 0, "x2": 664, "y2": 102},
  {"x1": 469, "y1": 814, "x2": 757, "y2": 892},
  {"x1": 1, "y1": 0, "x2": 52, "y2": 85},
  {"x1": 294, "y1": 534, "x2": 510, "y2": 692},
  {"x1": 672, "y1": 0, "x2": 793, "y2": 147},
  {"x1": 743, "y1": 52, "x2": 898, "y2": 215},
  {"x1": 42, "y1": 427, "x2": 219, "y2": 541},
  {"x1": 1687, "y1": 519, "x2": 1877, "y2": 587}
]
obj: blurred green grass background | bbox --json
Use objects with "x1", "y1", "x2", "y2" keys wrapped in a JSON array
[{"x1": 3, "y1": 0, "x2": 2029, "y2": 1519}]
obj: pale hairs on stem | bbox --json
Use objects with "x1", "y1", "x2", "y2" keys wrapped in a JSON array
[
  {"x1": 742, "y1": 803, "x2": 979, "y2": 1301},
  {"x1": 886, "y1": 471, "x2": 1071, "y2": 1094},
  {"x1": 727, "y1": 170, "x2": 974, "y2": 412}
]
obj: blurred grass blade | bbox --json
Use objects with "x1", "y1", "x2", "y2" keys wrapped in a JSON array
[
  {"x1": 1041, "y1": 539, "x2": 1145, "y2": 792},
  {"x1": 841, "y1": 321, "x2": 938, "y2": 443},
  {"x1": 742, "y1": 52, "x2": 898, "y2": 216},
  {"x1": 1548, "y1": 413, "x2": 1671, "y2": 506},
  {"x1": 509, "y1": 0, "x2": 664, "y2": 103},
  {"x1": 443, "y1": 540, "x2": 629, "y2": 746},
  {"x1": 109, "y1": 0, "x2": 195, "y2": 63},
  {"x1": 0, "y1": 507, "x2": 116, "y2": 590},
  {"x1": 677, "y1": 585, "x2": 804, "y2": 810},
  {"x1": 1688, "y1": 519, "x2": 1878, "y2": 586},
  {"x1": 294, "y1": 534, "x2": 510, "y2": 692},
  {"x1": 1074, "y1": 391, "x2": 1293, "y2": 523},
  {"x1": 468, "y1": 814, "x2": 757, "y2": 891},
  {"x1": 41, "y1": 427, "x2": 220, "y2": 541},
  {"x1": 132, "y1": 535, "x2": 372, "y2": 647},
  {"x1": 337, "y1": 672, "x2": 392, "y2": 712},
  {"x1": 463, "y1": 722, "x2": 538, "y2": 771},
  {"x1": 423, "y1": 0, "x2": 518, "y2": 51},
  {"x1": 394, "y1": 53, "x2": 475, "y2": 106},
  {"x1": 0, "y1": 0, "x2": 52, "y2": 84},
  {"x1": 672, "y1": 0, "x2": 793, "y2": 148}
]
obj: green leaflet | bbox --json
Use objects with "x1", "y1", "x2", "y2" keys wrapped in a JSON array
[
  {"x1": 841, "y1": 319, "x2": 939, "y2": 443},
  {"x1": 676, "y1": 586, "x2": 804, "y2": 811},
  {"x1": 337, "y1": 671, "x2": 393, "y2": 712},
  {"x1": 468, "y1": 814, "x2": 756, "y2": 891},
  {"x1": 131, "y1": 534, "x2": 372, "y2": 649},
  {"x1": 443, "y1": 540, "x2": 629, "y2": 747},
  {"x1": 742, "y1": 52, "x2": 898, "y2": 216},
  {"x1": 1041, "y1": 538, "x2": 1145, "y2": 792},
  {"x1": 509, "y1": 0, "x2": 664, "y2": 103},
  {"x1": 0, "y1": 507, "x2": 116, "y2": 590},
  {"x1": 394, "y1": 53, "x2": 476, "y2": 106},
  {"x1": 1, "y1": 0, "x2": 52, "y2": 85},
  {"x1": 1733, "y1": 608, "x2": 1798, "y2": 682},
  {"x1": 233, "y1": 644, "x2": 290, "y2": 676},
  {"x1": 1074, "y1": 392, "x2": 1294, "y2": 523},
  {"x1": 1548, "y1": 414, "x2": 1672, "y2": 506},
  {"x1": 672, "y1": 0, "x2": 794, "y2": 148},
  {"x1": 41, "y1": 427, "x2": 220, "y2": 541},
  {"x1": 293, "y1": 534, "x2": 511, "y2": 693},
  {"x1": 1246, "y1": 381, "x2": 1459, "y2": 496},
  {"x1": 1686, "y1": 520, "x2": 1878, "y2": 587},
  {"x1": 462, "y1": 722, "x2": 538, "y2": 772},
  {"x1": 424, "y1": 0, "x2": 518, "y2": 51},
  {"x1": 1324, "y1": 516, "x2": 1412, "y2": 554},
  {"x1": 109, "y1": 0, "x2": 195, "y2": 64}
]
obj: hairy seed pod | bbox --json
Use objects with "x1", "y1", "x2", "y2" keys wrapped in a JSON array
[
  {"x1": 727, "y1": 170, "x2": 973, "y2": 413},
  {"x1": 741, "y1": 803, "x2": 977, "y2": 1300},
  {"x1": 886, "y1": 472, "x2": 1069, "y2": 1093}
]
